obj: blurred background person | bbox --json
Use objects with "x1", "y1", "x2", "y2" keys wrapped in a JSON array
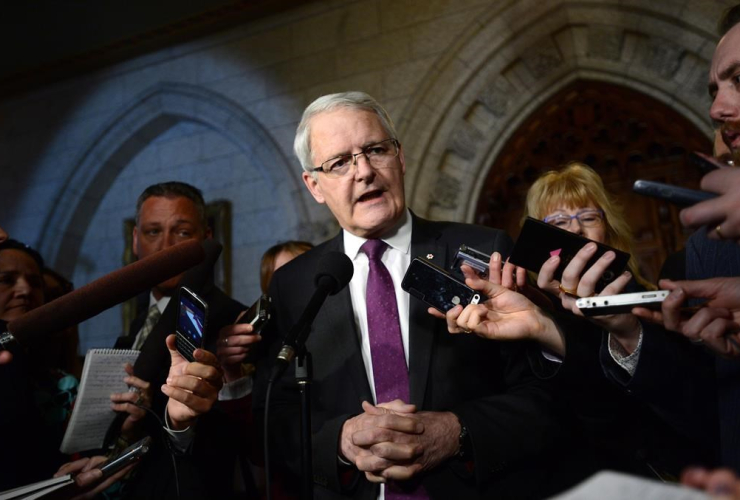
[
  {"x1": 259, "y1": 240, "x2": 313, "y2": 294},
  {"x1": 216, "y1": 240, "x2": 313, "y2": 500},
  {"x1": 0, "y1": 239, "x2": 64, "y2": 489}
]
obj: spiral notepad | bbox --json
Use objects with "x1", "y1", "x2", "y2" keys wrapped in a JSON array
[{"x1": 60, "y1": 348, "x2": 140, "y2": 454}]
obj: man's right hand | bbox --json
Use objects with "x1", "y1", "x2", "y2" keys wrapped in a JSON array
[
  {"x1": 216, "y1": 315, "x2": 262, "y2": 383},
  {"x1": 0, "y1": 351, "x2": 12, "y2": 365}
]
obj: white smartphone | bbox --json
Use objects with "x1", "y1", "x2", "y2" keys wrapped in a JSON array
[{"x1": 576, "y1": 290, "x2": 670, "y2": 316}]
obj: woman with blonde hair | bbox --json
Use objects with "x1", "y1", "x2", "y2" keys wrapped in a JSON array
[
  {"x1": 439, "y1": 163, "x2": 708, "y2": 487},
  {"x1": 525, "y1": 162, "x2": 652, "y2": 289}
]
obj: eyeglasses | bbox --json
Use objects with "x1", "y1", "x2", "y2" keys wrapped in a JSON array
[
  {"x1": 543, "y1": 209, "x2": 605, "y2": 229},
  {"x1": 312, "y1": 138, "x2": 400, "y2": 178}
]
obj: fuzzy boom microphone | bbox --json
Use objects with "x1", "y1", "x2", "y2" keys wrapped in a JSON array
[{"x1": 0, "y1": 239, "x2": 205, "y2": 350}]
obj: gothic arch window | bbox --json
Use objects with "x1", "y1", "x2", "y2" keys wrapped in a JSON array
[{"x1": 474, "y1": 80, "x2": 711, "y2": 282}]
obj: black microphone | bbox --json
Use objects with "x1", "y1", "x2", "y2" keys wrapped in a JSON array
[{"x1": 269, "y1": 251, "x2": 353, "y2": 383}]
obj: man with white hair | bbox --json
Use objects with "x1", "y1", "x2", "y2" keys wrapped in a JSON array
[{"x1": 253, "y1": 92, "x2": 554, "y2": 499}]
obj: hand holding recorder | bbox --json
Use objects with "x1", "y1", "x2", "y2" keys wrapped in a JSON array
[{"x1": 216, "y1": 295, "x2": 268, "y2": 383}]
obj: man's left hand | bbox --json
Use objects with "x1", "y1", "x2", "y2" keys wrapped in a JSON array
[{"x1": 162, "y1": 334, "x2": 223, "y2": 430}]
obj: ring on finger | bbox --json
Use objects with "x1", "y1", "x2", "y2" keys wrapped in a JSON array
[
  {"x1": 222, "y1": 337, "x2": 229, "y2": 346},
  {"x1": 716, "y1": 225, "x2": 725, "y2": 239},
  {"x1": 558, "y1": 283, "x2": 580, "y2": 298},
  {"x1": 461, "y1": 328, "x2": 472, "y2": 334},
  {"x1": 134, "y1": 395, "x2": 144, "y2": 406}
]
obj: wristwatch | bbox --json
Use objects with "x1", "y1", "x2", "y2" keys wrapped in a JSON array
[{"x1": 457, "y1": 421, "x2": 473, "y2": 460}]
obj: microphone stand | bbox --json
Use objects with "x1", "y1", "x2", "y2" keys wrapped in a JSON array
[{"x1": 295, "y1": 349, "x2": 314, "y2": 500}]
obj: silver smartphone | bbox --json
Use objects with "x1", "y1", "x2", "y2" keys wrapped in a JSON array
[
  {"x1": 99, "y1": 436, "x2": 152, "y2": 478},
  {"x1": 576, "y1": 290, "x2": 669, "y2": 316}
]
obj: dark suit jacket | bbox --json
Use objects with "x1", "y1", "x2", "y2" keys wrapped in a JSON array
[
  {"x1": 114, "y1": 283, "x2": 248, "y2": 499},
  {"x1": 253, "y1": 216, "x2": 555, "y2": 499},
  {"x1": 598, "y1": 227, "x2": 740, "y2": 471}
]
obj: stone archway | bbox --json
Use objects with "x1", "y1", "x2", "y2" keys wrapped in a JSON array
[
  {"x1": 38, "y1": 82, "x2": 306, "y2": 276},
  {"x1": 474, "y1": 79, "x2": 710, "y2": 282},
  {"x1": 398, "y1": 0, "x2": 717, "y2": 224}
]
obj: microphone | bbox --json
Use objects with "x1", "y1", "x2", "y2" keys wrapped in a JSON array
[
  {"x1": 269, "y1": 251, "x2": 353, "y2": 383},
  {"x1": 0, "y1": 239, "x2": 205, "y2": 351}
]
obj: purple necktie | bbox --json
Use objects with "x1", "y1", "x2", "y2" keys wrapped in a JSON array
[
  {"x1": 362, "y1": 239, "x2": 409, "y2": 404},
  {"x1": 362, "y1": 240, "x2": 428, "y2": 500}
]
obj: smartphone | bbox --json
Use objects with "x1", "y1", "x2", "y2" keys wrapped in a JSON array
[
  {"x1": 451, "y1": 244, "x2": 491, "y2": 278},
  {"x1": 99, "y1": 436, "x2": 152, "y2": 478},
  {"x1": 402, "y1": 258, "x2": 483, "y2": 313},
  {"x1": 575, "y1": 290, "x2": 669, "y2": 316},
  {"x1": 236, "y1": 294, "x2": 271, "y2": 334},
  {"x1": 632, "y1": 179, "x2": 717, "y2": 207},
  {"x1": 509, "y1": 217, "x2": 631, "y2": 293},
  {"x1": 690, "y1": 151, "x2": 732, "y2": 174},
  {"x1": 176, "y1": 287, "x2": 208, "y2": 362}
]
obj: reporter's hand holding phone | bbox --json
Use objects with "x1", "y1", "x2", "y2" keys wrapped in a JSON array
[
  {"x1": 162, "y1": 334, "x2": 223, "y2": 430},
  {"x1": 54, "y1": 455, "x2": 135, "y2": 500},
  {"x1": 432, "y1": 252, "x2": 566, "y2": 356},
  {"x1": 216, "y1": 313, "x2": 262, "y2": 384},
  {"x1": 681, "y1": 168, "x2": 740, "y2": 243},
  {"x1": 633, "y1": 277, "x2": 740, "y2": 358},
  {"x1": 536, "y1": 241, "x2": 641, "y2": 352}
]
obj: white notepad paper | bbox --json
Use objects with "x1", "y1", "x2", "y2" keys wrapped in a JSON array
[{"x1": 60, "y1": 348, "x2": 139, "y2": 454}]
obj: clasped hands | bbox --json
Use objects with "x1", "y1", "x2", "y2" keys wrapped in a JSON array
[{"x1": 339, "y1": 400, "x2": 460, "y2": 484}]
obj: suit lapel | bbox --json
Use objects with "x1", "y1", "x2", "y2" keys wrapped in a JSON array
[
  {"x1": 319, "y1": 234, "x2": 374, "y2": 404},
  {"x1": 407, "y1": 216, "x2": 445, "y2": 408}
]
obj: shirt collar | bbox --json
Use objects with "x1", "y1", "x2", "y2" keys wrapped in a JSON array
[
  {"x1": 149, "y1": 292, "x2": 171, "y2": 314},
  {"x1": 343, "y1": 209, "x2": 412, "y2": 260}
]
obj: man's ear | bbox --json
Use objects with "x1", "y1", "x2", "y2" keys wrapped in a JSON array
[
  {"x1": 132, "y1": 226, "x2": 140, "y2": 259},
  {"x1": 302, "y1": 172, "x2": 326, "y2": 204},
  {"x1": 398, "y1": 143, "x2": 406, "y2": 175}
]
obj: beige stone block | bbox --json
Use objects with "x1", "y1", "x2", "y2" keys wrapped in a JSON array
[
  {"x1": 408, "y1": 9, "x2": 480, "y2": 59},
  {"x1": 336, "y1": 33, "x2": 411, "y2": 78},
  {"x1": 454, "y1": 15, "x2": 513, "y2": 68},
  {"x1": 293, "y1": 51, "x2": 340, "y2": 90},
  {"x1": 234, "y1": 24, "x2": 294, "y2": 69},
  {"x1": 379, "y1": 0, "x2": 491, "y2": 32},
  {"x1": 303, "y1": 70, "x2": 385, "y2": 103},
  {"x1": 382, "y1": 56, "x2": 436, "y2": 99},
  {"x1": 208, "y1": 72, "x2": 270, "y2": 104}
]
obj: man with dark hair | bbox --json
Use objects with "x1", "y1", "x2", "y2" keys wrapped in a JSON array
[
  {"x1": 105, "y1": 181, "x2": 252, "y2": 498},
  {"x1": 719, "y1": 4, "x2": 740, "y2": 36}
]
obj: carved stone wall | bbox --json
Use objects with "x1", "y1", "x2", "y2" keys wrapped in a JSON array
[{"x1": 399, "y1": 1, "x2": 723, "y2": 223}]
